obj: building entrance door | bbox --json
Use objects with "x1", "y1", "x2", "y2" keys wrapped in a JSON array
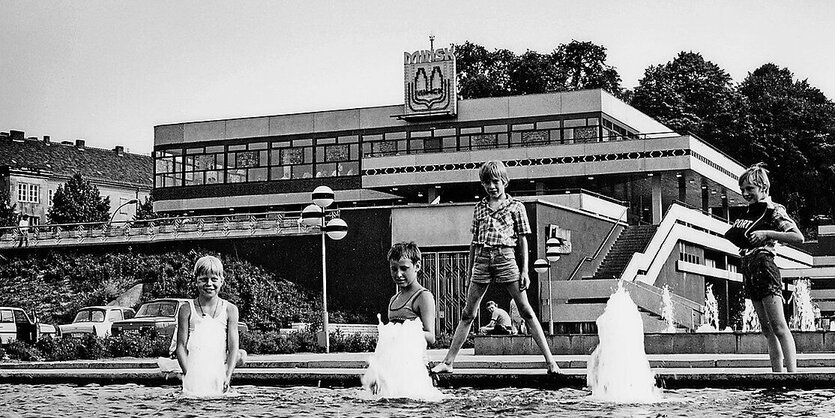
[{"x1": 421, "y1": 251, "x2": 469, "y2": 336}]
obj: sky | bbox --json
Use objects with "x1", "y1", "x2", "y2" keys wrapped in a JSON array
[{"x1": 2, "y1": 1, "x2": 834, "y2": 155}]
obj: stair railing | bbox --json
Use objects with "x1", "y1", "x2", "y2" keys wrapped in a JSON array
[{"x1": 567, "y1": 207, "x2": 629, "y2": 280}]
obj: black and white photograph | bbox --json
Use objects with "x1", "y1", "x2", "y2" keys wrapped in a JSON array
[{"x1": 2, "y1": 1, "x2": 835, "y2": 416}]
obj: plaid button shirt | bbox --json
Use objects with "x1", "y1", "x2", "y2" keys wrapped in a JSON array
[{"x1": 471, "y1": 195, "x2": 532, "y2": 246}]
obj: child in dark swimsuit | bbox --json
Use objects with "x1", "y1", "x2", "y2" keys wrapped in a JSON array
[
  {"x1": 387, "y1": 241, "x2": 436, "y2": 345},
  {"x1": 361, "y1": 242, "x2": 440, "y2": 399}
]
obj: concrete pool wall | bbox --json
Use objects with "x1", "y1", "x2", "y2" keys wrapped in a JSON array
[{"x1": 475, "y1": 331, "x2": 835, "y2": 355}]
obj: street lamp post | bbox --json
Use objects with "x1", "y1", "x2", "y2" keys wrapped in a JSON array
[
  {"x1": 544, "y1": 238, "x2": 562, "y2": 335},
  {"x1": 533, "y1": 258, "x2": 550, "y2": 333},
  {"x1": 301, "y1": 186, "x2": 347, "y2": 353},
  {"x1": 108, "y1": 199, "x2": 139, "y2": 227}
]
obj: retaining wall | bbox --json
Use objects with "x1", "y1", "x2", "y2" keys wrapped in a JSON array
[{"x1": 474, "y1": 331, "x2": 835, "y2": 355}]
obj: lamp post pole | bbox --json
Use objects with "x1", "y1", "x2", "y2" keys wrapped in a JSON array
[
  {"x1": 108, "y1": 199, "x2": 139, "y2": 227},
  {"x1": 302, "y1": 186, "x2": 347, "y2": 354},
  {"x1": 533, "y1": 258, "x2": 550, "y2": 334},
  {"x1": 545, "y1": 238, "x2": 563, "y2": 335}
]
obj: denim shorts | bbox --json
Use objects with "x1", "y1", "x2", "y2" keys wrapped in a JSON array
[
  {"x1": 741, "y1": 250, "x2": 783, "y2": 300},
  {"x1": 471, "y1": 246, "x2": 519, "y2": 284}
]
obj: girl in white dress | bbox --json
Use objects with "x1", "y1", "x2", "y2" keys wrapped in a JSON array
[{"x1": 174, "y1": 255, "x2": 246, "y2": 396}]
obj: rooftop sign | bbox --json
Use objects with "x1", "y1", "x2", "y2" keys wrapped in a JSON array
[{"x1": 403, "y1": 39, "x2": 457, "y2": 119}]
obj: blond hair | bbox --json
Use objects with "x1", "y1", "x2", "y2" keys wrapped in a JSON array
[
  {"x1": 739, "y1": 163, "x2": 770, "y2": 194},
  {"x1": 194, "y1": 255, "x2": 224, "y2": 279},
  {"x1": 479, "y1": 160, "x2": 509, "y2": 185}
]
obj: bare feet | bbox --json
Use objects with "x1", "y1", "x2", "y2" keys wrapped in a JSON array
[
  {"x1": 430, "y1": 362, "x2": 454, "y2": 374},
  {"x1": 546, "y1": 362, "x2": 561, "y2": 375}
]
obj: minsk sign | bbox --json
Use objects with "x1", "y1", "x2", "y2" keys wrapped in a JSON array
[{"x1": 403, "y1": 41, "x2": 457, "y2": 119}]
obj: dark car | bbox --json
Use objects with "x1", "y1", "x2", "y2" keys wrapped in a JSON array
[
  {"x1": 0, "y1": 307, "x2": 59, "y2": 345},
  {"x1": 110, "y1": 298, "x2": 192, "y2": 353}
]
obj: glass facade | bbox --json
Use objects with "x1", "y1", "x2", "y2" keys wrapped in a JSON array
[{"x1": 154, "y1": 113, "x2": 638, "y2": 188}]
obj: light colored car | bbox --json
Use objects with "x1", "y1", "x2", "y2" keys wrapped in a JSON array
[
  {"x1": 110, "y1": 298, "x2": 192, "y2": 353},
  {"x1": 0, "y1": 307, "x2": 59, "y2": 345},
  {"x1": 58, "y1": 306, "x2": 136, "y2": 338}
]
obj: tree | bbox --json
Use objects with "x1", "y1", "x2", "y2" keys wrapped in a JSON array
[
  {"x1": 47, "y1": 174, "x2": 111, "y2": 224},
  {"x1": 738, "y1": 63, "x2": 835, "y2": 228},
  {"x1": 133, "y1": 196, "x2": 157, "y2": 222},
  {"x1": 455, "y1": 40, "x2": 624, "y2": 99},
  {"x1": 551, "y1": 40, "x2": 623, "y2": 98},
  {"x1": 508, "y1": 50, "x2": 559, "y2": 95},
  {"x1": 630, "y1": 51, "x2": 750, "y2": 155},
  {"x1": 0, "y1": 187, "x2": 17, "y2": 228},
  {"x1": 455, "y1": 41, "x2": 517, "y2": 99}
]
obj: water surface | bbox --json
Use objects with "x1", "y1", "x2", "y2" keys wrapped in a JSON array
[{"x1": 3, "y1": 384, "x2": 835, "y2": 417}]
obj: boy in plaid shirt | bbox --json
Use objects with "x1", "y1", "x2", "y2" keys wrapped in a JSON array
[{"x1": 432, "y1": 160, "x2": 559, "y2": 374}]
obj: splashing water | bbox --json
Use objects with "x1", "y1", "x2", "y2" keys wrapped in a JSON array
[
  {"x1": 360, "y1": 315, "x2": 443, "y2": 401},
  {"x1": 742, "y1": 299, "x2": 760, "y2": 332},
  {"x1": 697, "y1": 284, "x2": 720, "y2": 332},
  {"x1": 794, "y1": 279, "x2": 815, "y2": 331},
  {"x1": 587, "y1": 282, "x2": 660, "y2": 403},
  {"x1": 660, "y1": 285, "x2": 676, "y2": 333}
]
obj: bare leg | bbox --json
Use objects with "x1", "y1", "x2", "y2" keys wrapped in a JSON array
[
  {"x1": 755, "y1": 295, "x2": 797, "y2": 372},
  {"x1": 506, "y1": 281, "x2": 559, "y2": 373},
  {"x1": 432, "y1": 282, "x2": 490, "y2": 372},
  {"x1": 752, "y1": 300, "x2": 782, "y2": 371}
]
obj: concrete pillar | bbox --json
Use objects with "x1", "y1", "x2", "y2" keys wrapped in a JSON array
[
  {"x1": 535, "y1": 181, "x2": 545, "y2": 196},
  {"x1": 678, "y1": 174, "x2": 687, "y2": 203},
  {"x1": 701, "y1": 185, "x2": 710, "y2": 213},
  {"x1": 651, "y1": 174, "x2": 663, "y2": 224}
]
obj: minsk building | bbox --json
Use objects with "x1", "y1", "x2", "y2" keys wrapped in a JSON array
[{"x1": 152, "y1": 43, "x2": 812, "y2": 334}]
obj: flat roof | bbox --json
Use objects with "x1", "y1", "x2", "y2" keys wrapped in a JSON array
[{"x1": 154, "y1": 89, "x2": 673, "y2": 146}]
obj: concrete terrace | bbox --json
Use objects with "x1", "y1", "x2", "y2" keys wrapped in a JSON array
[{"x1": 3, "y1": 349, "x2": 835, "y2": 390}]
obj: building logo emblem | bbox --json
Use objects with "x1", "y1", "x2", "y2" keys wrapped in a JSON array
[{"x1": 403, "y1": 38, "x2": 456, "y2": 119}]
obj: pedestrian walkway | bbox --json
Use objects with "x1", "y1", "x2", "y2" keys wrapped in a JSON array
[{"x1": 2, "y1": 349, "x2": 835, "y2": 389}]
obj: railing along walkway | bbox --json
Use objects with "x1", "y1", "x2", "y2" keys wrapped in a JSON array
[{"x1": 0, "y1": 212, "x2": 317, "y2": 249}]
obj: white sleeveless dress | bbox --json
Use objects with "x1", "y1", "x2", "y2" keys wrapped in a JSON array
[{"x1": 182, "y1": 300, "x2": 228, "y2": 397}]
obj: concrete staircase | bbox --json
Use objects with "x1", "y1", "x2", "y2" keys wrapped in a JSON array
[
  {"x1": 591, "y1": 224, "x2": 658, "y2": 280},
  {"x1": 550, "y1": 222, "x2": 704, "y2": 332}
]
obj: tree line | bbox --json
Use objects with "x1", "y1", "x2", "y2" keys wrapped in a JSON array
[
  {"x1": 455, "y1": 40, "x2": 835, "y2": 234},
  {"x1": 2, "y1": 41, "x2": 833, "y2": 234}
]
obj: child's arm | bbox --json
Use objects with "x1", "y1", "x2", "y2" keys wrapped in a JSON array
[
  {"x1": 223, "y1": 303, "x2": 241, "y2": 391},
  {"x1": 516, "y1": 235, "x2": 530, "y2": 290},
  {"x1": 749, "y1": 228, "x2": 804, "y2": 246},
  {"x1": 415, "y1": 292, "x2": 437, "y2": 345},
  {"x1": 174, "y1": 304, "x2": 191, "y2": 374}
]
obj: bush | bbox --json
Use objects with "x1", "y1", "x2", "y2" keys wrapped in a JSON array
[
  {"x1": 329, "y1": 330, "x2": 377, "y2": 353},
  {"x1": 434, "y1": 332, "x2": 473, "y2": 350},
  {"x1": 104, "y1": 330, "x2": 170, "y2": 358},
  {"x1": 35, "y1": 335, "x2": 83, "y2": 361},
  {"x1": 0, "y1": 249, "x2": 322, "y2": 331},
  {"x1": 5, "y1": 340, "x2": 42, "y2": 361}
]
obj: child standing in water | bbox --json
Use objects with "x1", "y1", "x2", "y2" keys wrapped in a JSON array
[
  {"x1": 724, "y1": 164, "x2": 804, "y2": 372},
  {"x1": 362, "y1": 242, "x2": 440, "y2": 400},
  {"x1": 175, "y1": 255, "x2": 246, "y2": 395},
  {"x1": 386, "y1": 241, "x2": 436, "y2": 343},
  {"x1": 432, "y1": 160, "x2": 559, "y2": 375}
]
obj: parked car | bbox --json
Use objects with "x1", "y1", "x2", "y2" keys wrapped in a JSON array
[
  {"x1": 110, "y1": 298, "x2": 191, "y2": 350},
  {"x1": 109, "y1": 298, "x2": 249, "y2": 354},
  {"x1": 58, "y1": 306, "x2": 136, "y2": 338},
  {"x1": 0, "y1": 307, "x2": 59, "y2": 345}
]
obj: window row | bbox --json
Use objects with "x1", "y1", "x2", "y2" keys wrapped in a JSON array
[{"x1": 17, "y1": 183, "x2": 40, "y2": 203}]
